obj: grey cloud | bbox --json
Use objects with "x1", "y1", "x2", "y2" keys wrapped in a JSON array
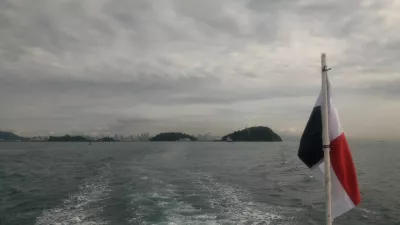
[
  {"x1": 170, "y1": 85, "x2": 318, "y2": 105},
  {"x1": 0, "y1": 0, "x2": 114, "y2": 61},
  {"x1": 1, "y1": 0, "x2": 400, "y2": 138},
  {"x1": 173, "y1": 0, "x2": 250, "y2": 36},
  {"x1": 107, "y1": 116, "x2": 233, "y2": 135},
  {"x1": 0, "y1": 71, "x2": 317, "y2": 112},
  {"x1": 247, "y1": 0, "x2": 289, "y2": 12},
  {"x1": 354, "y1": 78, "x2": 400, "y2": 99},
  {"x1": 0, "y1": 73, "x2": 217, "y2": 107},
  {"x1": 341, "y1": 38, "x2": 400, "y2": 75}
]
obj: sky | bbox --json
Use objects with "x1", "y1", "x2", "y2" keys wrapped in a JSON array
[{"x1": 0, "y1": 0, "x2": 400, "y2": 140}]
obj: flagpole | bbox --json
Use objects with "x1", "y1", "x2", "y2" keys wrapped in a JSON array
[{"x1": 321, "y1": 53, "x2": 332, "y2": 225}]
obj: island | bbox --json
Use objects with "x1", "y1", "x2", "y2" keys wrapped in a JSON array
[
  {"x1": 48, "y1": 135, "x2": 91, "y2": 142},
  {"x1": 0, "y1": 127, "x2": 282, "y2": 143},
  {"x1": 97, "y1": 137, "x2": 117, "y2": 142},
  {"x1": 221, "y1": 126, "x2": 282, "y2": 142},
  {"x1": 149, "y1": 132, "x2": 197, "y2": 141},
  {"x1": 0, "y1": 131, "x2": 26, "y2": 141}
]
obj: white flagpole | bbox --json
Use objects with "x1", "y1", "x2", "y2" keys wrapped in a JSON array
[{"x1": 321, "y1": 53, "x2": 332, "y2": 225}]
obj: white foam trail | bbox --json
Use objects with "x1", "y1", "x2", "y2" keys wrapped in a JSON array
[
  {"x1": 129, "y1": 173, "x2": 299, "y2": 225},
  {"x1": 35, "y1": 165, "x2": 111, "y2": 225},
  {"x1": 191, "y1": 172, "x2": 304, "y2": 225},
  {"x1": 359, "y1": 208, "x2": 377, "y2": 214},
  {"x1": 129, "y1": 177, "x2": 218, "y2": 225},
  {"x1": 193, "y1": 174, "x2": 282, "y2": 224},
  {"x1": 358, "y1": 207, "x2": 380, "y2": 219}
]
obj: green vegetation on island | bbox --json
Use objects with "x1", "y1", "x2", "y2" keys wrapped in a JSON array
[
  {"x1": 0, "y1": 131, "x2": 26, "y2": 141},
  {"x1": 48, "y1": 135, "x2": 118, "y2": 142},
  {"x1": 48, "y1": 135, "x2": 90, "y2": 142},
  {"x1": 97, "y1": 137, "x2": 117, "y2": 142},
  {"x1": 221, "y1": 126, "x2": 282, "y2": 142},
  {"x1": 0, "y1": 126, "x2": 282, "y2": 142},
  {"x1": 149, "y1": 132, "x2": 197, "y2": 141}
]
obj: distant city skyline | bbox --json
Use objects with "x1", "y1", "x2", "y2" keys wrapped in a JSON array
[{"x1": 1, "y1": 1, "x2": 400, "y2": 141}]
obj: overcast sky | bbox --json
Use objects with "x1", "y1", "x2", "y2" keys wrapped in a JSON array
[{"x1": 0, "y1": 0, "x2": 399, "y2": 139}]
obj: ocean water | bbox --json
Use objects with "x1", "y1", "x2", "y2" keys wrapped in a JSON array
[{"x1": 0, "y1": 141, "x2": 399, "y2": 225}]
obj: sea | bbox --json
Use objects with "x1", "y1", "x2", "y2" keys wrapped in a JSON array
[{"x1": 0, "y1": 141, "x2": 399, "y2": 225}]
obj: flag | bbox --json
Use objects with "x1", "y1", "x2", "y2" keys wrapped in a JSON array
[{"x1": 298, "y1": 76, "x2": 361, "y2": 219}]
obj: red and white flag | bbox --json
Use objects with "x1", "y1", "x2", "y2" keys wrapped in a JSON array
[{"x1": 298, "y1": 76, "x2": 361, "y2": 219}]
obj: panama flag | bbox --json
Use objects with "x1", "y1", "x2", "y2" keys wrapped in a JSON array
[{"x1": 298, "y1": 75, "x2": 361, "y2": 219}]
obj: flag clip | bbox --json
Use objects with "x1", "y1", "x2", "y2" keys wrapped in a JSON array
[
  {"x1": 323, "y1": 145, "x2": 330, "y2": 149},
  {"x1": 322, "y1": 65, "x2": 331, "y2": 72}
]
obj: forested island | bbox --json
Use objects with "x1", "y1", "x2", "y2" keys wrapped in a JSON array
[
  {"x1": 48, "y1": 135, "x2": 91, "y2": 142},
  {"x1": 97, "y1": 137, "x2": 117, "y2": 142},
  {"x1": 0, "y1": 126, "x2": 282, "y2": 142},
  {"x1": 149, "y1": 132, "x2": 197, "y2": 141},
  {"x1": 0, "y1": 131, "x2": 26, "y2": 141},
  {"x1": 48, "y1": 135, "x2": 117, "y2": 142},
  {"x1": 221, "y1": 126, "x2": 282, "y2": 142}
]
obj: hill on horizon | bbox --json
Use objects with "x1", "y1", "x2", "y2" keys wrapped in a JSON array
[
  {"x1": 221, "y1": 126, "x2": 282, "y2": 142},
  {"x1": 150, "y1": 132, "x2": 197, "y2": 141},
  {"x1": 0, "y1": 131, "x2": 26, "y2": 141},
  {"x1": 48, "y1": 135, "x2": 90, "y2": 142},
  {"x1": 97, "y1": 137, "x2": 117, "y2": 142}
]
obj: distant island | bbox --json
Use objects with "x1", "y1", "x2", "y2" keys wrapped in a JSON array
[
  {"x1": 0, "y1": 126, "x2": 283, "y2": 142},
  {"x1": 221, "y1": 126, "x2": 282, "y2": 142},
  {"x1": 48, "y1": 135, "x2": 118, "y2": 142},
  {"x1": 97, "y1": 137, "x2": 117, "y2": 142},
  {"x1": 149, "y1": 132, "x2": 197, "y2": 141},
  {"x1": 48, "y1": 135, "x2": 91, "y2": 142},
  {"x1": 0, "y1": 131, "x2": 26, "y2": 141}
]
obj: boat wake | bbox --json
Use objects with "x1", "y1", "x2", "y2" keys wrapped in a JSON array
[
  {"x1": 128, "y1": 177, "x2": 215, "y2": 224},
  {"x1": 192, "y1": 172, "x2": 298, "y2": 225},
  {"x1": 35, "y1": 164, "x2": 111, "y2": 225},
  {"x1": 128, "y1": 170, "x2": 298, "y2": 224}
]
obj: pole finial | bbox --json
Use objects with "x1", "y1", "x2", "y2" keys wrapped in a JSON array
[{"x1": 321, "y1": 53, "x2": 331, "y2": 72}]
